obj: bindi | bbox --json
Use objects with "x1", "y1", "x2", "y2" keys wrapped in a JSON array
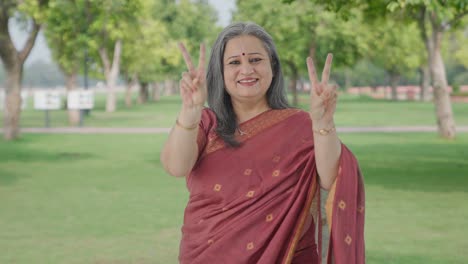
[{"x1": 242, "y1": 52, "x2": 245, "y2": 56}]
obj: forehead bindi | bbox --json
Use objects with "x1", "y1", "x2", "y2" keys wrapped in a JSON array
[{"x1": 224, "y1": 36, "x2": 267, "y2": 60}]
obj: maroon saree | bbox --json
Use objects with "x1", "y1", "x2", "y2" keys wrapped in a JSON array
[{"x1": 179, "y1": 108, "x2": 365, "y2": 264}]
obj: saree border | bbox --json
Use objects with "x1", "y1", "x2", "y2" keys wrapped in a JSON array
[
  {"x1": 203, "y1": 108, "x2": 301, "y2": 156},
  {"x1": 282, "y1": 176, "x2": 319, "y2": 264}
]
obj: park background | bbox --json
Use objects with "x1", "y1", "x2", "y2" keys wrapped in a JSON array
[{"x1": 1, "y1": 0, "x2": 468, "y2": 263}]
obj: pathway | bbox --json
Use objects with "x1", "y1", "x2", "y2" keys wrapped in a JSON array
[{"x1": 7, "y1": 126, "x2": 468, "y2": 134}]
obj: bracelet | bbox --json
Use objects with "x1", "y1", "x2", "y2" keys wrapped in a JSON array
[
  {"x1": 175, "y1": 119, "x2": 198, "y2": 131},
  {"x1": 313, "y1": 126, "x2": 336, "y2": 136}
]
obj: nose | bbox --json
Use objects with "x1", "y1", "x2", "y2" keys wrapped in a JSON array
[{"x1": 240, "y1": 61, "x2": 254, "y2": 75}]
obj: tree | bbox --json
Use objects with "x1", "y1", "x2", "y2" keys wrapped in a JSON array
[
  {"x1": 44, "y1": 0, "x2": 88, "y2": 125},
  {"x1": 78, "y1": 0, "x2": 143, "y2": 113},
  {"x1": 0, "y1": 0, "x2": 49, "y2": 140},
  {"x1": 287, "y1": 0, "x2": 467, "y2": 139},
  {"x1": 388, "y1": 0, "x2": 468, "y2": 138},
  {"x1": 158, "y1": 0, "x2": 219, "y2": 95},
  {"x1": 367, "y1": 19, "x2": 423, "y2": 100},
  {"x1": 119, "y1": 0, "x2": 180, "y2": 105},
  {"x1": 235, "y1": 0, "x2": 368, "y2": 105}
]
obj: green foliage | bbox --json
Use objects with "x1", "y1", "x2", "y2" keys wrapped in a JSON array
[
  {"x1": 119, "y1": 0, "x2": 176, "y2": 82},
  {"x1": 17, "y1": 0, "x2": 50, "y2": 23},
  {"x1": 44, "y1": 0, "x2": 88, "y2": 75},
  {"x1": 449, "y1": 22, "x2": 468, "y2": 68},
  {"x1": 234, "y1": 0, "x2": 368, "y2": 81},
  {"x1": 367, "y1": 19, "x2": 424, "y2": 78},
  {"x1": 388, "y1": 0, "x2": 467, "y2": 23},
  {"x1": 158, "y1": 0, "x2": 220, "y2": 78}
]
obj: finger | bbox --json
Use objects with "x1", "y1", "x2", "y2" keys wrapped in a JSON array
[
  {"x1": 182, "y1": 78, "x2": 194, "y2": 93},
  {"x1": 180, "y1": 82, "x2": 193, "y2": 98},
  {"x1": 319, "y1": 90, "x2": 330, "y2": 101},
  {"x1": 198, "y1": 43, "x2": 206, "y2": 75},
  {"x1": 181, "y1": 73, "x2": 195, "y2": 91},
  {"x1": 178, "y1": 42, "x2": 195, "y2": 73},
  {"x1": 192, "y1": 77, "x2": 200, "y2": 91},
  {"x1": 322, "y1": 83, "x2": 337, "y2": 94},
  {"x1": 306, "y1": 57, "x2": 319, "y2": 90},
  {"x1": 321, "y1": 53, "x2": 333, "y2": 85}
]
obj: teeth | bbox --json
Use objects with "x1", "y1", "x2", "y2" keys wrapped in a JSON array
[{"x1": 239, "y1": 79, "x2": 256, "y2": 83}]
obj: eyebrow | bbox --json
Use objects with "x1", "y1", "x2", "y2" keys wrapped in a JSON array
[{"x1": 226, "y1": 52, "x2": 265, "y2": 60}]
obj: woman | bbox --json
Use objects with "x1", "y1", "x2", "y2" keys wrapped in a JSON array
[{"x1": 161, "y1": 22, "x2": 365, "y2": 264}]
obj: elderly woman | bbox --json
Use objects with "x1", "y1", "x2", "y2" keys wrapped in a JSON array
[{"x1": 161, "y1": 22, "x2": 365, "y2": 264}]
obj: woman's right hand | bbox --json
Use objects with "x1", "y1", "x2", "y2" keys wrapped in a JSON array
[{"x1": 178, "y1": 43, "x2": 207, "y2": 109}]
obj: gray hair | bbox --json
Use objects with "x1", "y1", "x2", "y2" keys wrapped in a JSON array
[{"x1": 206, "y1": 22, "x2": 290, "y2": 147}]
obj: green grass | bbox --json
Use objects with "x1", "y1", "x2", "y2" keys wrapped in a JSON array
[
  {"x1": 17, "y1": 94, "x2": 182, "y2": 128},
  {"x1": 0, "y1": 134, "x2": 187, "y2": 263},
  {"x1": 10, "y1": 92, "x2": 468, "y2": 128},
  {"x1": 344, "y1": 133, "x2": 468, "y2": 264},
  {"x1": 298, "y1": 94, "x2": 468, "y2": 126},
  {"x1": 1, "y1": 133, "x2": 468, "y2": 263}
]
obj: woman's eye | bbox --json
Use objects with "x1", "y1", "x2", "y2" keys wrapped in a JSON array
[
  {"x1": 250, "y1": 58, "x2": 262, "y2": 63},
  {"x1": 228, "y1": 60, "x2": 240, "y2": 65}
]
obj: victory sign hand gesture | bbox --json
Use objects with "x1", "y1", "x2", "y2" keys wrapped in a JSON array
[
  {"x1": 306, "y1": 54, "x2": 338, "y2": 125},
  {"x1": 179, "y1": 43, "x2": 207, "y2": 109}
]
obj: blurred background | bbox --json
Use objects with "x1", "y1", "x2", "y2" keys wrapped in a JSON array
[{"x1": 0, "y1": 0, "x2": 467, "y2": 263}]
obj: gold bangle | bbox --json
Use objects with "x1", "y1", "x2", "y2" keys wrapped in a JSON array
[
  {"x1": 175, "y1": 119, "x2": 198, "y2": 130},
  {"x1": 313, "y1": 126, "x2": 336, "y2": 136}
]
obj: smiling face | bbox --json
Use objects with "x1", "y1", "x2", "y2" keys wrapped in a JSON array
[{"x1": 223, "y1": 35, "x2": 273, "y2": 106}]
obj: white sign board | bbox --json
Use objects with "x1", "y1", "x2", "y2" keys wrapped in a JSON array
[
  {"x1": 0, "y1": 90, "x2": 28, "y2": 110},
  {"x1": 34, "y1": 90, "x2": 62, "y2": 110},
  {"x1": 67, "y1": 90, "x2": 94, "y2": 110}
]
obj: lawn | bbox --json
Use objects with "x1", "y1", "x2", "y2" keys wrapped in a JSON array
[
  {"x1": 11, "y1": 92, "x2": 468, "y2": 128},
  {"x1": 1, "y1": 133, "x2": 467, "y2": 263}
]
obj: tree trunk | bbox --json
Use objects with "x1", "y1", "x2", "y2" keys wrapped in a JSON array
[
  {"x1": 389, "y1": 72, "x2": 400, "y2": 101},
  {"x1": 418, "y1": 8, "x2": 456, "y2": 139},
  {"x1": 3, "y1": 65, "x2": 22, "y2": 140},
  {"x1": 138, "y1": 82, "x2": 149, "y2": 104},
  {"x1": 286, "y1": 61, "x2": 298, "y2": 106},
  {"x1": 164, "y1": 79, "x2": 172, "y2": 95},
  {"x1": 125, "y1": 74, "x2": 137, "y2": 108},
  {"x1": 65, "y1": 72, "x2": 80, "y2": 126},
  {"x1": 344, "y1": 68, "x2": 352, "y2": 89},
  {"x1": 0, "y1": 14, "x2": 41, "y2": 140},
  {"x1": 105, "y1": 75, "x2": 117, "y2": 112},
  {"x1": 164, "y1": 79, "x2": 177, "y2": 95},
  {"x1": 419, "y1": 65, "x2": 431, "y2": 101},
  {"x1": 289, "y1": 77, "x2": 298, "y2": 106},
  {"x1": 99, "y1": 39, "x2": 122, "y2": 113},
  {"x1": 125, "y1": 81, "x2": 133, "y2": 108},
  {"x1": 428, "y1": 19, "x2": 456, "y2": 139},
  {"x1": 152, "y1": 82, "x2": 161, "y2": 102},
  {"x1": 430, "y1": 32, "x2": 456, "y2": 138}
]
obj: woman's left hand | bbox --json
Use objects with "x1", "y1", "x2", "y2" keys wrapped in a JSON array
[{"x1": 306, "y1": 54, "x2": 338, "y2": 126}]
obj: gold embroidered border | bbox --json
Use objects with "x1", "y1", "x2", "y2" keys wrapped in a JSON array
[
  {"x1": 204, "y1": 108, "x2": 301, "y2": 155},
  {"x1": 283, "y1": 177, "x2": 318, "y2": 264}
]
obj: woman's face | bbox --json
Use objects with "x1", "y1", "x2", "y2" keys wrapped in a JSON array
[{"x1": 223, "y1": 35, "x2": 273, "y2": 105}]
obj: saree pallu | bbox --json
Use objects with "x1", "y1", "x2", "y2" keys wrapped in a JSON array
[{"x1": 179, "y1": 108, "x2": 365, "y2": 264}]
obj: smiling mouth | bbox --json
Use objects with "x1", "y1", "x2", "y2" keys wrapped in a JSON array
[{"x1": 238, "y1": 79, "x2": 259, "y2": 86}]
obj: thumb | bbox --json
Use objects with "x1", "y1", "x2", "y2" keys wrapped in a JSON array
[{"x1": 192, "y1": 77, "x2": 200, "y2": 89}]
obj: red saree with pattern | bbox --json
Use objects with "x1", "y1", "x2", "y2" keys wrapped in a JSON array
[{"x1": 179, "y1": 108, "x2": 365, "y2": 264}]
